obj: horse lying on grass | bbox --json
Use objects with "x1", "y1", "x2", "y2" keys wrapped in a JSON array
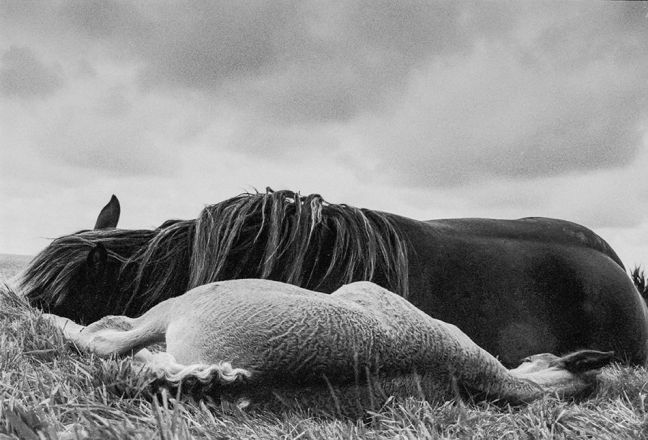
[
  {"x1": 20, "y1": 190, "x2": 648, "y2": 367},
  {"x1": 44, "y1": 278, "x2": 614, "y2": 413}
]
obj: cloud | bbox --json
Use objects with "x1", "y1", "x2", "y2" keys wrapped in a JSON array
[
  {"x1": 35, "y1": 88, "x2": 186, "y2": 177},
  {"x1": 132, "y1": 1, "x2": 471, "y2": 84},
  {"x1": 0, "y1": 75, "x2": 185, "y2": 178},
  {"x1": 348, "y1": 3, "x2": 648, "y2": 187},
  {"x1": 1, "y1": 0, "x2": 648, "y2": 266},
  {"x1": 0, "y1": 46, "x2": 64, "y2": 99},
  {"x1": 46, "y1": 1, "x2": 517, "y2": 124},
  {"x1": 2, "y1": 1, "x2": 646, "y2": 182},
  {"x1": 59, "y1": 0, "x2": 147, "y2": 40}
]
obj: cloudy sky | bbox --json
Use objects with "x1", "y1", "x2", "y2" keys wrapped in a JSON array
[{"x1": 1, "y1": 1, "x2": 648, "y2": 267}]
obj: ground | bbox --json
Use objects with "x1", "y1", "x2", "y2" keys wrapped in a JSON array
[{"x1": 1, "y1": 255, "x2": 648, "y2": 439}]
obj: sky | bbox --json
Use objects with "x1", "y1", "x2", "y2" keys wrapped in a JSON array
[{"x1": 1, "y1": 1, "x2": 648, "y2": 268}]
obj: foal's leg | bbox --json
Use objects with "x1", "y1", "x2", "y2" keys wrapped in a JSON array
[
  {"x1": 332, "y1": 282, "x2": 613, "y2": 402},
  {"x1": 42, "y1": 313, "x2": 159, "y2": 357},
  {"x1": 42, "y1": 314, "x2": 86, "y2": 341},
  {"x1": 42, "y1": 310, "x2": 252, "y2": 386}
]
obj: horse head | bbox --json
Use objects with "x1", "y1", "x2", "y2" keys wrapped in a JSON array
[
  {"x1": 20, "y1": 190, "x2": 410, "y2": 325},
  {"x1": 19, "y1": 196, "x2": 156, "y2": 323}
]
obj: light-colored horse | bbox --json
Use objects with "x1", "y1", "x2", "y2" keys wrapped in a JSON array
[{"x1": 44, "y1": 279, "x2": 613, "y2": 406}]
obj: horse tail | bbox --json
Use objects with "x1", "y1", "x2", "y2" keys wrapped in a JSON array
[{"x1": 144, "y1": 353, "x2": 252, "y2": 386}]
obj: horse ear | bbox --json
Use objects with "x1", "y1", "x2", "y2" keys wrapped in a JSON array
[
  {"x1": 86, "y1": 243, "x2": 108, "y2": 276},
  {"x1": 94, "y1": 195, "x2": 120, "y2": 229}
]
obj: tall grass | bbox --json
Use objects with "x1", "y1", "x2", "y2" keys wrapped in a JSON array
[{"x1": 2, "y1": 282, "x2": 648, "y2": 439}]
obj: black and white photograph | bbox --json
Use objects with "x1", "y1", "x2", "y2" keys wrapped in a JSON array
[{"x1": 1, "y1": 1, "x2": 648, "y2": 438}]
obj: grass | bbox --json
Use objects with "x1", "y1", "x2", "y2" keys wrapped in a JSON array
[
  {"x1": 1, "y1": 285, "x2": 648, "y2": 439},
  {"x1": 0, "y1": 254, "x2": 32, "y2": 282},
  {"x1": 2, "y1": 255, "x2": 648, "y2": 439}
]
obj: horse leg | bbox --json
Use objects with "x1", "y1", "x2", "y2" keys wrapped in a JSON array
[
  {"x1": 42, "y1": 309, "x2": 166, "y2": 357},
  {"x1": 508, "y1": 350, "x2": 614, "y2": 395},
  {"x1": 332, "y1": 283, "x2": 614, "y2": 402},
  {"x1": 42, "y1": 313, "x2": 86, "y2": 342},
  {"x1": 44, "y1": 303, "x2": 253, "y2": 386}
]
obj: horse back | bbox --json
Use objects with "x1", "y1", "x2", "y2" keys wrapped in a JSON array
[
  {"x1": 388, "y1": 214, "x2": 648, "y2": 367},
  {"x1": 422, "y1": 216, "x2": 623, "y2": 268}
]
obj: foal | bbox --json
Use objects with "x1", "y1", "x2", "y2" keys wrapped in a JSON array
[{"x1": 44, "y1": 279, "x2": 613, "y2": 405}]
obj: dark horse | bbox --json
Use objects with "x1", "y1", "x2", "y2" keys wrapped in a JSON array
[{"x1": 19, "y1": 190, "x2": 648, "y2": 367}]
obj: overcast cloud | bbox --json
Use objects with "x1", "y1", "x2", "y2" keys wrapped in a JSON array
[
  {"x1": 0, "y1": 46, "x2": 63, "y2": 98},
  {"x1": 1, "y1": 1, "x2": 647, "y2": 267}
]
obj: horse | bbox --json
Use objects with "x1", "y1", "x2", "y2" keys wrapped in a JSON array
[
  {"x1": 18, "y1": 189, "x2": 648, "y2": 367},
  {"x1": 43, "y1": 279, "x2": 614, "y2": 410}
]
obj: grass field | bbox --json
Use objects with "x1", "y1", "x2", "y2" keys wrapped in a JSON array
[
  {"x1": 0, "y1": 254, "x2": 32, "y2": 282},
  {"x1": 2, "y1": 256, "x2": 648, "y2": 439}
]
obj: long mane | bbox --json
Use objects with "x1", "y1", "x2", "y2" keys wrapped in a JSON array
[{"x1": 21, "y1": 189, "x2": 410, "y2": 315}]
